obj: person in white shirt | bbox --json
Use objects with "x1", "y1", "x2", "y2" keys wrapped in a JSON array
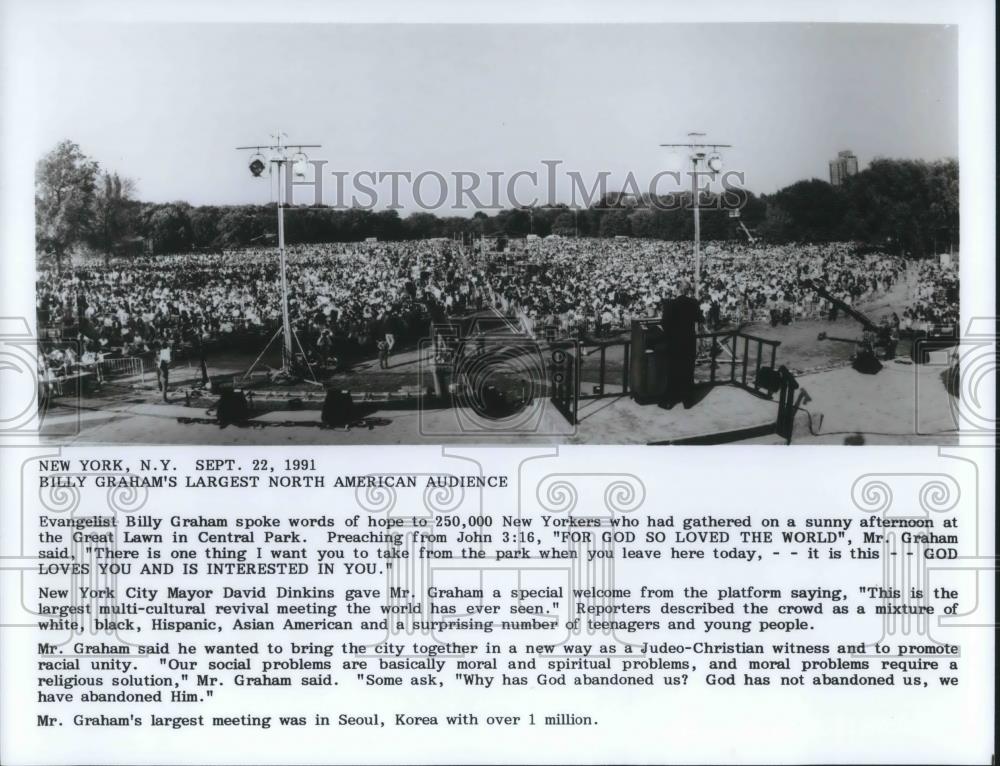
[{"x1": 156, "y1": 341, "x2": 172, "y2": 402}]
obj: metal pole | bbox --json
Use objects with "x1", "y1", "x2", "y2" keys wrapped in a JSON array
[
  {"x1": 692, "y1": 154, "x2": 701, "y2": 296},
  {"x1": 276, "y1": 158, "x2": 293, "y2": 369},
  {"x1": 236, "y1": 133, "x2": 321, "y2": 376}
]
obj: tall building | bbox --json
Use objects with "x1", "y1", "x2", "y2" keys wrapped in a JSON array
[{"x1": 829, "y1": 150, "x2": 859, "y2": 186}]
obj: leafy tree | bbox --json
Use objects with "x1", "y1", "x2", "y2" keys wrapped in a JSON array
[
  {"x1": 761, "y1": 179, "x2": 845, "y2": 242},
  {"x1": 924, "y1": 159, "x2": 959, "y2": 253},
  {"x1": 190, "y1": 206, "x2": 221, "y2": 249},
  {"x1": 373, "y1": 209, "x2": 404, "y2": 241},
  {"x1": 403, "y1": 212, "x2": 441, "y2": 239},
  {"x1": 37, "y1": 142, "x2": 958, "y2": 258},
  {"x1": 494, "y1": 208, "x2": 532, "y2": 236},
  {"x1": 145, "y1": 204, "x2": 193, "y2": 253},
  {"x1": 216, "y1": 206, "x2": 268, "y2": 247},
  {"x1": 35, "y1": 141, "x2": 99, "y2": 271},
  {"x1": 759, "y1": 198, "x2": 794, "y2": 242},
  {"x1": 628, "y1": 209, "x2": 657, "y2": 238},
  {"x1": 838, "y1": 158, "x2": 957, "y2": 256},
  {"x1": 91, "y1": 172, "x2": 137, "y2": 264},
  {"x1": 551, "y1": 211, "x2": 578, "y2": 237},
  {"x1": 599, "y1": 209, "x2": 630, "y2": 237}
]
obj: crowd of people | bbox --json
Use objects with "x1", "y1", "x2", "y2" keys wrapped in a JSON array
[
  {"x1": 34, "y1": 238, "x2": 955, "y2": 384},
  {"x1": 35, "y1": 242, "x2": 483, "y2": 368},
  {"x1": 486, "y1": 239, "x2": 908, "y2": 336},
  {"x1": 899, "y1": 258, "x2": 960, "y2": 334}
]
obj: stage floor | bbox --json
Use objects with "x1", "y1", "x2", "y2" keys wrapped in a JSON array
[{"x1": 38, "y1": 355, "x2": 961, "y2": 446}]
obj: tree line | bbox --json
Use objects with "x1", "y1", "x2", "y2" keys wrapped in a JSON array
[{"x1": 36, "y1": 139, "x2": 958, "y2": 271}]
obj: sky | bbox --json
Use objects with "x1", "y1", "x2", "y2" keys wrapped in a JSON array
[{"x1": 32, "y1": 22, "x2": 958, "y2": 211}]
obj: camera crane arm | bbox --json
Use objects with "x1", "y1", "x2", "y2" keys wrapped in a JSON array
[{"x1": 799, "y1": 279, "x2": 879, "y2": 332}]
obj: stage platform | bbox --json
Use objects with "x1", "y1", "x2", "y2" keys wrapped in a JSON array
[
  {"x1": 38, "y1": 348, "x2": 960, "y2": 446},
  {"x1": 38, "y1": 389, "x2": 775, "y2": 445}
]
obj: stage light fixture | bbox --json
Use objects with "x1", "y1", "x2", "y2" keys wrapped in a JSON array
[
  {"x1": 292, "y1": 151, "x2": 309, "y2": 179},
  {"x1": 248, "y1": 153, "x2": 266, "y2": 177}
]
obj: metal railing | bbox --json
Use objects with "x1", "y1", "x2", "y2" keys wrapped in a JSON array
[
  {"x1": 549, "y1": 345, "x2": 579, "y2": 425},
  {"x1": 699, "y1": 330, "x2": 780, "y2": 396},
  {"x1": 97, "y1": 356, "x2": 145, "y2": 384},
  {"x1": 578, "y1": 340, "x2": 631, "y2": 398},
  {"x1": 565, "y1": 329, "x2": 780, "y2": 402},
  {"x1": 547, "y1": 327, "x2": 789, "y2": 434}
]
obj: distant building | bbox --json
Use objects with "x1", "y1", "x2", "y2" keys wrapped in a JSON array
[{"x1": 829, "y1": 150, "x2": 859, "y2": 186}]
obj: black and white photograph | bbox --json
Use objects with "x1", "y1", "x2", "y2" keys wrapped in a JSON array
[
  {"x1": 1, "y1": 3, "x2": 995, "y2": 766},
  {"x1": 29, "y1": 21, "x2": 965, "y2": 445}
]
